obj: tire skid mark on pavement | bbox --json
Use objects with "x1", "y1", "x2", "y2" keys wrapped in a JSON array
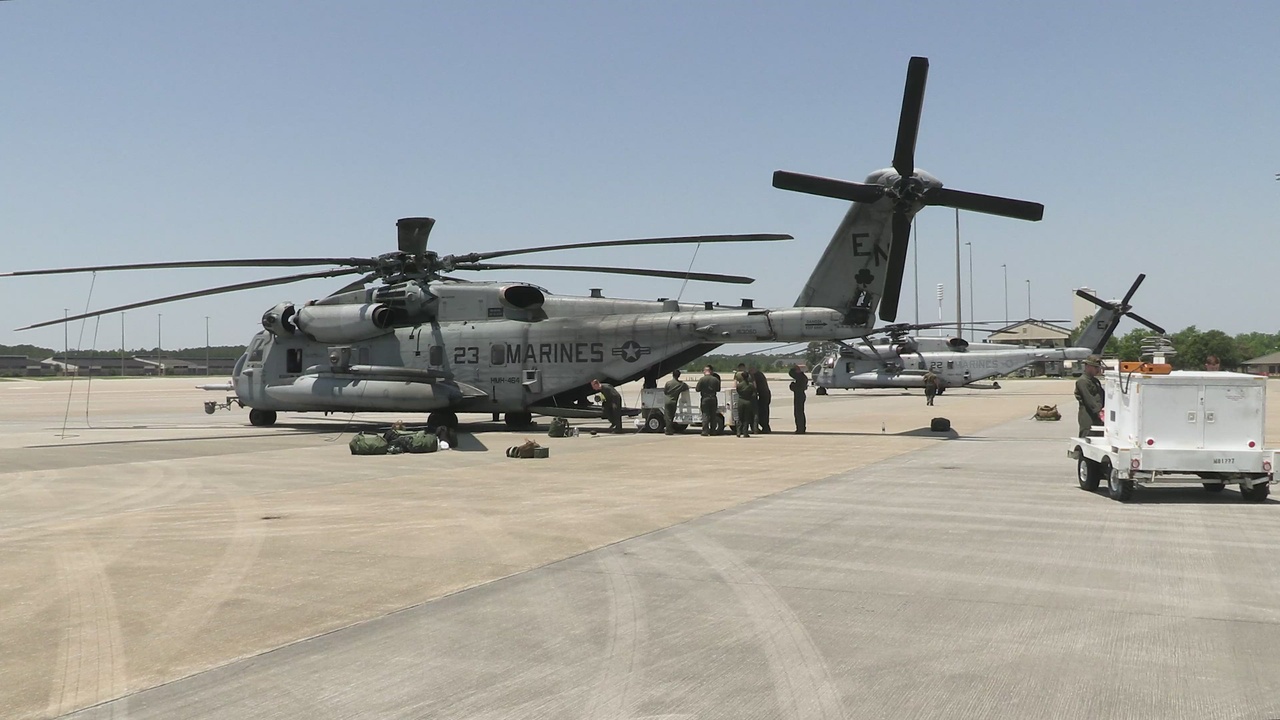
[
  {"x1": 45, "y1": 535, "x2": 128, "y2": 718},
  {"x1": 153, "y1": 489, "x2": 266, "y2": 670},
  {"x1": 678, "y1": 527, "x2": 846, "y2": 720},
  {"x1": 583, "y1": 546, "x2": 646, "y2": 720}
]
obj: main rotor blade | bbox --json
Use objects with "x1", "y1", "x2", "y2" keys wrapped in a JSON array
[
  {"x1": 453, "y1": 233, "x2": 792, "y2": 263},
  {"x1": 17, "y1": 266, "x2": 366, "y2": 331},
  {"x1": 1, "y1": 257, "x2": 376, "y2": 278},
  {"x1": 332, "y1": 272, "x2": 381, "y2": 295},
  {"x1": 772, "y1": 171, "x2": 886, "y2": 204},
  {"x1": 452, "y1": 262, "x2": 753, "y2": 285},
  {"x1": 1120, "y1": 273, "x2": 1146, "y2": 307},
  {"x1": 1125, "y1": 311, "x2": 1165, "y2": 335},
  {"x1": 923, "y1": 187, "x2": 1044, "y2": 222},
  {"x1": 892, "y1": 57, "x2": 930, "y2": 178},
  {"x1": 878, "y1": 212, "x2": 913, "y2": 322}
]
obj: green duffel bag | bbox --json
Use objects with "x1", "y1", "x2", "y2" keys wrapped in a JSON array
[
  {"x1": 403, "y1": 430, "x2": 439, "y2": 454},
  {"x1": 548, "y1": 417, "x2": 569, "y2": 438},
  {"x1": 349, "y1": 431, "x2": 390, "y2": 455}
]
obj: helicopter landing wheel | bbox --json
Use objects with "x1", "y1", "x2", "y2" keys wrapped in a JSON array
[
  {"x1": 504, "y1": 411, "x2": 533, "y2": 429},
  {"x1": 428, "y1": 411, "x2": 459, "y2": 429},
  {"x1": 248, "y1": 409, "x2": 277, "y2": 427},
  {"x1": 815, "y1": 386, "x2": 827, "y2": 396}
]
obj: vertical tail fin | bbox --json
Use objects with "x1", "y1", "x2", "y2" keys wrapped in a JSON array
[{"x1": 1074, "y1": 274, "x2": 1165, "y2": 353}]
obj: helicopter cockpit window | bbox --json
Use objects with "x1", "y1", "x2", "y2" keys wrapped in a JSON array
[{"x1": 248, "y1": 346, "x2": 264, "y2": 363}]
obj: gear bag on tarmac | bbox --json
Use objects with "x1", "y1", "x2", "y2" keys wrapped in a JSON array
[{"x1": 349, "y1": 432, "x2": 390, "y2": 455}]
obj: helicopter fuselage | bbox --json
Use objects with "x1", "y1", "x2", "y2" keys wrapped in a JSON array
[
  {"x1": 814, "y1": 337, "x2": 1091, "y2": 390},
  {"x1": 234, "y1": 294, "x2": 857, "y2": 417}
]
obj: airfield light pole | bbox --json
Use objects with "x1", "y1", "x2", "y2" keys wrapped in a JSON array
[
  {"x1": 121, "y1": 313, "x2": 126, "y2": 377},
  {"x1": 205, "y1": 316, "x2": 210, "y2": 376},
  {"x1": 1002, "y1": 264, "x2": 1008, "y2": 324},
  {"x1": 965, "y1": 241, "x2": 973, "y2": 341},
  {"x1": 63, "y1": 309, "x2": 68, "y2": 362},
  {"x1": 936, "y1": 283, "x2": 944, "y2": 322},
  {"x1": 954, "y1": 210, "x2": 962, "y2": 338},
  {"x1": 1026, "y1": 280, "x2": 1032, "y2": 318}
]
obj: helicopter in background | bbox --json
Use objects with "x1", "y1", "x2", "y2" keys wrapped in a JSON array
[
  {"x1": 812, "y1": 274, "x2": 1164, "y2": 393},
  {"x1": 4, "y1": 56, "x2": 1044, "y2": 430}
]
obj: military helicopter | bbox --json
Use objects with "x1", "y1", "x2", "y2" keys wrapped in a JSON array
[
  {"x1": 812, "y1": 274, "x2": 1165, "y2": 393},
  {"x1": 4, "y1": 56, "x2": 1044, "y2": 430}
]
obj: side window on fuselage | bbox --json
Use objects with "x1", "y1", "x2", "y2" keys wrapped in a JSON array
[{"x1": 286, "y1": 348, "x2": 303, "y2": 374}]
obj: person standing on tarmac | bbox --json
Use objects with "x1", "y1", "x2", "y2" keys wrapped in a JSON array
[
  {"x1": 750, "y1": 364, "x2": 771, "y2": 433},
  {"x1": 662, "y1": 369, "x2": 689, "y2": 435},
  {"x1": 696, "y1": 366, "x2": 721, "y2": 436},
  {"x1": 922, "y1": 371, "x2": 939, "y2": 406},
  {"x1": 591, "y1": 378, "x2": 624, "y2": 433},
  {"x1": 1075, "y1": 355, "x2": 1105, "y2": 438},
  {"x1": 734, "y1": 368, "x2": 756, "y2": 438},
  {"x1": 788, "y1": 364, "x2": 808, "y2": 434}
]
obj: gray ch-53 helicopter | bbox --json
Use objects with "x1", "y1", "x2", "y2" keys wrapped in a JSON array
[
  {"x1": 812, "y1": 274, "x2": 1165, "y2": 394},
  {"x1": 5, "y1": 56, "x2": 1044, "y2": 430}
]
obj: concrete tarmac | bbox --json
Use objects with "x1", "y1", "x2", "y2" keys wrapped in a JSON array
[{"x1": 2, "y1": 376, "x2": 1279, "y2": 719}]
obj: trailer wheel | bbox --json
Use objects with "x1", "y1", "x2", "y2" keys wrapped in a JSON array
[
  {"x1": 1077, "y1": 457, "x2": 1102, "y2": 491},
  {"x1": 644, "y1": 413, "x2": 665, "y2": 433},
  {"x1": 1240, "y1": 483, "x2": 1270, "y2": 502},
  {"x1": 1107, "y1": 468, "x2": 1134, "y2": 502},
  {"x1": 1202, "y1": 482, "x2": 1226, "y2": 493},
  {"x1": 815, "y1": 386, "x2": 827, "y2": 396}
]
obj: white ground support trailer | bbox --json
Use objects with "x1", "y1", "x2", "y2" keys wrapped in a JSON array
[
  {"x1": 636, "y1": 387, "x2": 737, "y2": 434},
  {"x1": 1069, "y1": 368, "x2": 1277, "y2": 502}
]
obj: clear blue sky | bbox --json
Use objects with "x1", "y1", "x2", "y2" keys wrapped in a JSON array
[{"x1": 3, "y1": 1, "x2": 1277, "y2": 352}]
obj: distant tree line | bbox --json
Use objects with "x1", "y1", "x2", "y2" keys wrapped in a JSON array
[
  {"x1": 1068, "y1": 319, "x2": 1279, "y2": 370},
  {"x1": 0, "y1": 344, "x2": 248, "y2": 360}
]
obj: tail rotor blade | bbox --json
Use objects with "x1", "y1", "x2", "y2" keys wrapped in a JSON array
[
  {"x1": 772, "y1": 171, "x2": 886, "y2": 203},
  {"x1": 924, "y1": 187, "x2": 1044, "y2": 222},
  {"x1": 878, "y1": 212, "x2": 913, "y2": 321},
  {"x1": 1075, "y1": 289, "x2": 1115, "y2": 311},
  {"x1": 1120, "y1": 273, "x2": 1146, "y2": 307},
  {"x1": 892, "y1": 57, "x2": 929, "y2": 178},
  {"x1": 1126, "y1": 311, "x2": 1165, "y2": 335}
]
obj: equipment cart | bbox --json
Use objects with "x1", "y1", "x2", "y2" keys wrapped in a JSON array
[
  {"x1": 637, "y1": 387, "x2": 736, "y2": 434},
  {"x1": 1068, "y1": 365, "x2": 1276, "y2": 502}
]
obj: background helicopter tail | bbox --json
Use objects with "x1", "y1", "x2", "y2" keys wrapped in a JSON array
[{"x1": 1075, "y1": 274, "x2": 1165, "y2": 353}]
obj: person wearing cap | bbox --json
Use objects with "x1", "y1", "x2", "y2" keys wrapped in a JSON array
[{"x1": 1075, "y1": 355, "x2": 1105, "y2": 437}]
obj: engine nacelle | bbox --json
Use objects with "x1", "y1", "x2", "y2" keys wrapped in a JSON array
[
  {"x1": 498, "y1": 283, "x2": 546, "y2": 310},
  {"x1": 294, "y1": 303, "x2": 395, "y2": 343},
  {"x1": 261, "y1": 302, "x2": 297, "y2": 337}
]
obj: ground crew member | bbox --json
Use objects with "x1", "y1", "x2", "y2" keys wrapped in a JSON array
[
  {"x1": 922, "y1": 371, "x2": 939, "y2": 406},
  {"x1": 662, "y1": 369, "x2": 689, "y2": 435},
  {"x1": 750, "y1": 364, "x2": 771, "y2": 433},
  {"x1": 591, "y1": 378, "x2": 624, "y2": 433},
  {"x1": 1075, "y1": 355, "x2": 1105, "y2": 437},
  {"x1": 788, "y1": 364, "x2": 808, "y2": 434},
  {"x1": 734, "y1": 369, "x2": 756, "y2": 438},
  {"x1": 696, "y1": 366, "x2": 721, "y2": 436}
]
